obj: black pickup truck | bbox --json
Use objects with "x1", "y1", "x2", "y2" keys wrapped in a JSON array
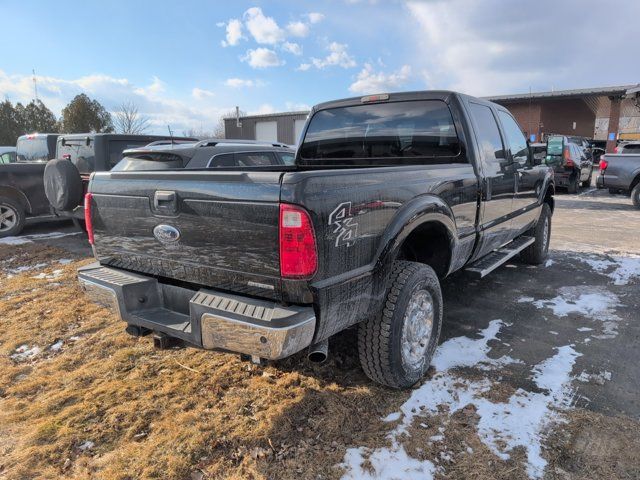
[
  {"x1": 78, "y1": 91, "x2": 554, "y2": 388},
  {"x1": 0, "y1": 134, "x2": 58, "y2": 237}
]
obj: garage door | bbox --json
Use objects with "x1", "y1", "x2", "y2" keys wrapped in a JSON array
[
  {"x1": 294, "y1": 119, "x2": 306, "y2": 144},
  {"x1": 255, "y1": 121, "x2": 278, "y2": 142}
]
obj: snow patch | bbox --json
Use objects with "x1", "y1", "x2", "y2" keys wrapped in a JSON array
[
  {"x1": 576, "y1": 370, "x2": 611, "y2": 385},
  {"x1": 0, "y1": 231, "x2": 81, "y2": 245},
  {"x1": 341, "y1": 442, "x2": 436, "y2": 480},
  {"x1": 544, "y1": 259, "x2": 554, "y2": 267},
  {"x1": 578, "y1": 254, "x2": 640, "y2": 285},
  {"x1": 11, "y1": 344, "x2": 41, "y2": 361},
  {"x1": 49, "y1": 340, "x2": 64, "y2": 352},
  {"x1": 32, "y1": 269, "x2": 63, "y2": 280},
  {"x1": 432, "y1": 320, "x2": 520, "y2": 372},
  {"x1": 531, "y1": 287, "x2": 620, "y2": 338}
]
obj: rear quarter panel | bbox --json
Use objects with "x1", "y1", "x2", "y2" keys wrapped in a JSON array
[{"x1": 281, "y1": 164, "x2": 478, "y2": 340}]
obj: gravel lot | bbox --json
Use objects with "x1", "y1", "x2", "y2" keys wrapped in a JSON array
[{"x1": 0, "y1": 187, "x2": 638, "y2": 480}]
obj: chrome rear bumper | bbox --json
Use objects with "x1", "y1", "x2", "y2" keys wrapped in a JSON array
[{"x1": 78, "y1": 263, "x2": 316, "y2": 360}]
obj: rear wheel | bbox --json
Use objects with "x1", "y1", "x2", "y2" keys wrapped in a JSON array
[
  {"x1": 631, "y1": 183, "x2": 640, "y2": 209},
  {"x1": 567, "y1": 172, "x2": 580, "y2": 194},
  {"x1": 581, "y1": 168, "x2": 593, "y2": 188},
  {"x1": 358, "y1": 261, "x2": 443, "y2": 389},
  {"x1": 0, "y1": 196, "x2": 26, "y2": 238},
  {"x1": 520, "y1": 203, "x2": 551, "y2": 265}
]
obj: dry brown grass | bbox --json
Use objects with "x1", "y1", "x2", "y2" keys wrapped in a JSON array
[{"x1": 1, "y1": 244, "x2": 638, "y2": 479}]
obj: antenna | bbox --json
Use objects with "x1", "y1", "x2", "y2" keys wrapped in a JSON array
[
  {"x1": 32, "y1": 69, "x2": 39, "y2": 101},
  {"x1": 167, "y1": 125, "x2": 174, "y2": 146}
]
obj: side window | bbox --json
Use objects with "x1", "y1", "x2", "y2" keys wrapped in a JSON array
[
  {"x1": 468, "y1": 103, "x2": 506, "y2": 163},
  {"x1": 234, "y1": 152, "x2": 278, "y2": 166},
  {"x1": 278, "y1": 152, "x2": 295, "y2": 165},
  {"x1": 498, "y1": 111, "x2": 529, "y2": 165},
  {"x1": 0, "y1": 153, "x2": 9, "y2": 164}
]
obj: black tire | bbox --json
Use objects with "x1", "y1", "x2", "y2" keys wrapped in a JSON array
[
  {"x1": 581, "y1": 168, "x2": 593, "y2": 188},
  {"x1": 0, "y1": 196, "x2": 26, "y2": 238},
  {"x1": 631, "y1": 183, "x2": 640, "y2": 209},
  {"x1": 44, "y1": 158, "x2": 83, "y2": 211},
  {"x1": 567, "y1": 172, "x2": 580, "y2": 194},
  {"x1": 520, "y1": 203, "x2": 552, "y2": 265},
  {"x1": 358, "y1": 261, "x2": 443, "y2": 389}
]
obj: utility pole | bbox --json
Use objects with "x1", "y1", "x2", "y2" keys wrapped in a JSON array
[{"x1": 32, "y1": 69, "x2": 39, "y2": 101}]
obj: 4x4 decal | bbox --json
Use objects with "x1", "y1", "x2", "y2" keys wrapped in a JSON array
[{"x1": 329, "y1": 202, "x2": 359, "y2": 247}]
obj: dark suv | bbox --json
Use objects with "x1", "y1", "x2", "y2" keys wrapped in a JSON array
[
  {"x1": 112, "y1": 139, "x2": 296, "y2": 172},
  {"x1": 545, "y1": 135, "x2": 593, "y2": 192}
]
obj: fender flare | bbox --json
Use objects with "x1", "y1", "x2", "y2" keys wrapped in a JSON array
[
  {"x1": 374, "y1": 194, "x2": 458, "y2": 274},
  {"x1": 540, "y1": 172, "x2": 555, "y2": 212},
  {"x1": 0, "y1": 185, "x2": 32, "y2": 214}
]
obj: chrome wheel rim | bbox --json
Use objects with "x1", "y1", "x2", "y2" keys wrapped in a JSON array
[
  {"x1": 0, "y1": 204, "x2": 17, "y2": 232},
  {"x1": 401, "y1": 289, "x2": 434, "y2": 370}
]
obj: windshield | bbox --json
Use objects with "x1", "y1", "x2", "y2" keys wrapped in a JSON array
[
  {"x1": 546, "y1": 136, "x2": 564, "y2": 156},
  {"x1": 16, "y1": 137, "x2": 52, "y2": 163},
  {"x1": 298, "y1": 100, "x2": 461, "y2": 166}
]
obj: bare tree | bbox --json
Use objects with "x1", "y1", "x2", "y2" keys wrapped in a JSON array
[
  {"x1": 213, "y1": 109, "x2": 247, "y2": 139},
  {"x1": 113, "y1": 101, "x2": 150, "y2": 134}
]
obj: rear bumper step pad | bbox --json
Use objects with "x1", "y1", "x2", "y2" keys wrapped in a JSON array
[{"x1": 78, "y1": 263, "x2": 315, "y2": 360}]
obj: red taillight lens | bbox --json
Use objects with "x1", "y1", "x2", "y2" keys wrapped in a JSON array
[
  {"x1": 563, "y1": 147, "x2": 574, "y2": 167},
  {"x1": 279, "y1": 204, "x2": 317, "y2": 279},
  {"x1": 84, "y1": 193, "x2": 94, "y2": 245},
  {"x1": 599, "y1": 158, "x2": 608, "y2": 171}
]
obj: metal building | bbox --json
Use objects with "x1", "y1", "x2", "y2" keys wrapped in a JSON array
[{"x1": 224, "y1": 111, "x2": 309, "y2": 146}]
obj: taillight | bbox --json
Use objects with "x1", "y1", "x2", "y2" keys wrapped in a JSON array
[
  {"x1": 84, "y1": 193, "x2": 94, "y2": 245},
  {"x1": 563, "y1": 147, "x2": 574, "y2": 167},
  {"x1": 599, "y1": 158, "x2": 608, "y2": 171},
  {"x1": 279, "y1": 204, "x2": 317, "y2": 279}
]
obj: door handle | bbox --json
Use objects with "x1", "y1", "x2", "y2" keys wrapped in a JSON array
[{"x1": 154, "y1": 191, "x2": 176, "y2": 208}]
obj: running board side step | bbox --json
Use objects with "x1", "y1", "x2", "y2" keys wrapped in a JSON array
[{"x1": 465, "y1": 236, "x2": 535, "y2": 278}]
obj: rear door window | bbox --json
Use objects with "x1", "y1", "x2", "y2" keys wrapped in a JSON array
[
  {"x1": 546, "y1": 137, "x2": 564, "y2": 156},
  {"x1": 298, "y1": 100, "x2": 461, "y2": 166}
]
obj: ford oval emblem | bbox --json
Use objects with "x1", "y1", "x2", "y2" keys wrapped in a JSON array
[{"x1": 153, "y1": 224, "x2": 181, "y2": 243}]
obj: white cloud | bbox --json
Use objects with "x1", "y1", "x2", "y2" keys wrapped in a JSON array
[
  {"x1": 0, "y1": 70, "x2": 228, "y2": 134},
  {"x1": 220, "y1": 18, "x2": 244, "y2": 47},
  {"x1": 296, "y1": 63, "x2": 311, "y2": 71},
  {"x1": 286, "y1": 21, "x2": 309, "y2": 38},
  {"x1": 310, "y1": 42, "x2": 357, "y2": 69},
  {"x1": 241, "y1": 48, "x2": 285, "y2": 68},
  {"x1": 243, "y1": 7, "x2": 285, "y2": 45},
  {"x1": 282, "y1": 41, "x2": 303, "y2": 56},
  {"x1": 224, "y1": 78, "x2": 265, "y2": 88},
  {"x1": 192, "y1": 87, "x2": 215, "y2": 99},
  {"x1": 250, "y1": 103, "x2": 277, "y2": 115},
  {"x1": 306, "y1": 12, "x2": 325, "y2": 24},
  {"x1": 285, "y1": 101, "x2": 311, "y2": 112},
  {"x1": 349, "y1": 63, "x2": 412, "y2": 93}
]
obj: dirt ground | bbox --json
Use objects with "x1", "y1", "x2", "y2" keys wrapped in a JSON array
[{"x1": 0, "y1": 188, "x2": 638, "y2": 480}]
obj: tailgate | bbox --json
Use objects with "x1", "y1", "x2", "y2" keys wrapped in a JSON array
[{"x1": 89, "y1": 170, "x2": 284, "y2": 299}]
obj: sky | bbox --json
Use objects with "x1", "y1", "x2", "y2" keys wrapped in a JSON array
[{"x1": 1, "y1": 0, "x2": 638, "y2": 134}]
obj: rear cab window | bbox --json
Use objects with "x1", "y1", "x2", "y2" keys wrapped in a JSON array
[
  {"x1": 111, "y1": 153, "x2": 185, "y2": 171},
  {"x1": 546, "y1": 136, "x2": 564, "y2": 157},
  {"x1": 16, "y1": 136, "x2": 54, "y2": 162},
  {"x1": 298, "y1": 100, "x2": 462, "y2": 167}
]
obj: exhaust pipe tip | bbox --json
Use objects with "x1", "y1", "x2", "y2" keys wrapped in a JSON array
[{"x1": 307, "y1": 339, "x2": 328, "y2": 363}]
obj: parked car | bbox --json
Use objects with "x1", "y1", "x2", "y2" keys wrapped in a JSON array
[
  {"x1": 615, "y1": 141, "x2": 640, "y2": 154},
  {"x1": 44, "y1": 134, "x2": 196, "y2": 220},
  {"x1": 0, "y1": 134, "x2": 59, "y2": 237},
  {"x1": 596, "y1": 153, "x2": 640, "y2": 207},
  {"x1": 545, "y1": 135, "x2": 593, "y2": 192},
  {"x1": 0, "y1": 147, "x2": 16, "y2": 164},
  {"x1": 78, "y1": 91, "x2": 554, "y2": 389}
]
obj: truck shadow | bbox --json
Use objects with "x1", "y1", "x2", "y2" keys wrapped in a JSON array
[{"x1": 554, "y1": 197, "x2": 635, "y2": 211}]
